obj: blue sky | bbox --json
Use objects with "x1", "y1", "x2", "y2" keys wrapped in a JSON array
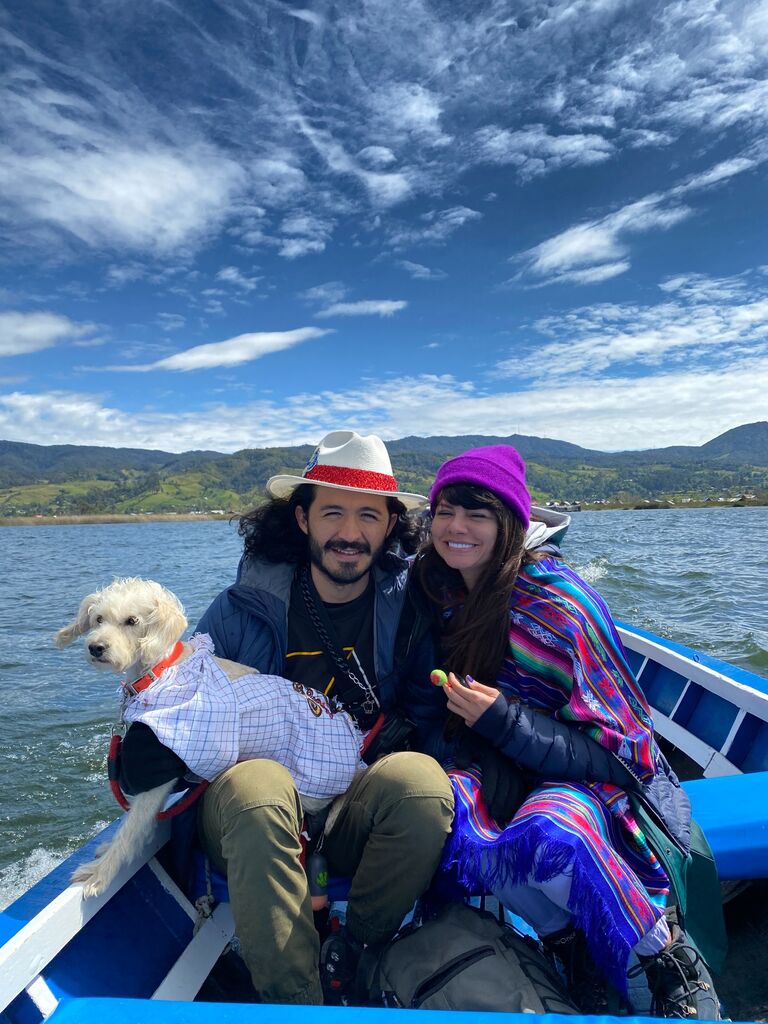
[{"x1": 1, "y1": 0, "x2": 767, "y2": 454}]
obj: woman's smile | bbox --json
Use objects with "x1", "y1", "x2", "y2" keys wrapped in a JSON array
[{"x1": 431, "y1": 500, "x2": 499, "y2": 589}]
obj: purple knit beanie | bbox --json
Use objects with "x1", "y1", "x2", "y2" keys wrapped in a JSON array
[{"x1": 429, "y1": 445, "x2": 531, "y2": 528}]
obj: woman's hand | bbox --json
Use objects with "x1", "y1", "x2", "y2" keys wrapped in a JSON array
[{"x1": 445, "y1": 674, "x2": 500, "y2": 727}]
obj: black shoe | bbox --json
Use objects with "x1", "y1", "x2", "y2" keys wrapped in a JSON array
[
  {"x1": 319, "y1": 927, "x2": 363, "y2": 1005},
  {"x1": 542, "y1": 924, "x2": 609, "y2": 1013},
  {"x1": 632, "y1": 925, "x2": 719, "y2": 1019}
]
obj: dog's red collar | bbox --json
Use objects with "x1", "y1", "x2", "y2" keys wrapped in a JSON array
[{"x1": 124, "y1": 641, "x2": 185, "y2": 696}]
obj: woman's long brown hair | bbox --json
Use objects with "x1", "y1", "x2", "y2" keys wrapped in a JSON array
[{"x1": 414, "y1": 483, "x2": 533, "y2": 686}]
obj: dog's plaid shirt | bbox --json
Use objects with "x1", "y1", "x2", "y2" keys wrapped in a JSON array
[{"x1": 122, "y1": 633, "x2": 365, "y2": 801}]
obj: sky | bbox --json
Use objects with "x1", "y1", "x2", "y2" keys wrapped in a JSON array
[{"x1": 1, "y1": 0, "x2": 767, "y2": 455}]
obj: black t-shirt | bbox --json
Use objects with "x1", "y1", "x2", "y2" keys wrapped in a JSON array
[{"x1": 286, "y1": 572, "x2": 378, "y2": 729}]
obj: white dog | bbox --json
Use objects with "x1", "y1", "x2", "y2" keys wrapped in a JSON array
[{"x1": 56, "y1": 577, "x2": 365, "y2": 898}]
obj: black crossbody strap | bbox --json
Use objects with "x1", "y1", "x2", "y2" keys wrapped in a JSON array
[{"x1": 297, "y1": 566, "x2": 380, "y2": 720}]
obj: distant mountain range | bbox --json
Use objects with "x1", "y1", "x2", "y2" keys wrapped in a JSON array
[{"x1": 1, "y1": 422, "x2": 766, "y2": 516}]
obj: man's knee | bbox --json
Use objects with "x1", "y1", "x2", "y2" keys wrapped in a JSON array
[
  {"x1": 364, "y1": 751, "x2": 454, "y2": 805},
  {"x1": 354, "y1": 752, "x2": 454, "y2": 842},
  {"x1": 207, "y1": 758, "x2": 300, "y2": 814},
  {"x1": 199, "y1": 759, "x2": 302, "y2": 862}
]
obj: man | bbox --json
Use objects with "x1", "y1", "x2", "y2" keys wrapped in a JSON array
[{"x1": 196, "y1": 430, "x2": 454, "y2": 1005}]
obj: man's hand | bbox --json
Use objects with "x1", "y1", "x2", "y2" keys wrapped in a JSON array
[{"x1": 444, "y1": 673, "x2": 499, "y2": 726}]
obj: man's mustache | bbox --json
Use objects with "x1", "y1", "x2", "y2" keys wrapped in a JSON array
[{"x1": 325, "y1": 540, "x2": 371, "y2": 555}]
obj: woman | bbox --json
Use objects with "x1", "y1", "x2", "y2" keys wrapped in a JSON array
[{"x1": 406, "y1": 444, "x2": 723, "y2": 1018}]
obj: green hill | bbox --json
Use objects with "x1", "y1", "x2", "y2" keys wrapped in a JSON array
[{"x1": 1, "y1": 423, "x2": 766, "y2": 516}]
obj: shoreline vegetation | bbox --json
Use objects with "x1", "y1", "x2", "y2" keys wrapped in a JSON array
[
  {"x1": 1, "y1": 498, "x2": 766, "y2": 527},
  {"x1": 0, "y1": 512, "x2": 235, "y2": 527},
  {"x1": 2, "y1": 425, "x2": 766, "y2": 520}
]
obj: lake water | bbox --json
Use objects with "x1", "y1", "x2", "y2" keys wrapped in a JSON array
[{"x1": 1, "y1": 507, "x2": 766, "y2": 908}]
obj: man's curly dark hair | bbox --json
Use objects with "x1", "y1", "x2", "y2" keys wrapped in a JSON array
[{"x1": 238, "y1": 483, "x2": 421, "y2": 567}]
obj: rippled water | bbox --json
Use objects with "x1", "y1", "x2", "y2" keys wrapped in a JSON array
[{"x1": 1, "y1": 509, "x2": 766, "y2": 907}]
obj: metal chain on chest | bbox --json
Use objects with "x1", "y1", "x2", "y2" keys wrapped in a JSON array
[{"x1": 298, "y1": 565, "x2": 379, "y2": 717}]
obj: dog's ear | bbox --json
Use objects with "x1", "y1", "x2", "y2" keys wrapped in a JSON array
[
  {"x1": 138, "y1": 584, "x2": 188, "y2": 666},
  {"x1": 55, "y1": 592, "x2": 98, "y2": 648}
]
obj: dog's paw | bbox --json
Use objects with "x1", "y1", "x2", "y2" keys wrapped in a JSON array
[{"x1": 71, "y1": 859, "x2": 110, "y2": 898}]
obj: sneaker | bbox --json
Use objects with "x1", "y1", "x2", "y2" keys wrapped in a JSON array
[
  {"x1": 542, "y1": 924, "x2": 609, "y2": 1013},
  {"x1": 319, "y1": 926, "x2": 363, "y2": 1005},
  {"x1": 633, "y1": 925, "x2": 720, "y2": 1019}
]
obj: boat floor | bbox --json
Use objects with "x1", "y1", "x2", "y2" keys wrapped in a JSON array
[
  {"x1": 717, "y1": 879, "x2": 768, "y2": 1022},
  {"x1": 656, "y1": 739, "x2": 768, "y2": 1021},
  {"x1": 192, "y1": 887, "x2": 768, "y2": 1019}
]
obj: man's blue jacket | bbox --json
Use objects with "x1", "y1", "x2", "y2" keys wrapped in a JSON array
[{"x1": 196, "y1": 554, "x2": 410, "y2": 714}]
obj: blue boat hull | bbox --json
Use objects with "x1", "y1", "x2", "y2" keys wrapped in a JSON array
[{"x1": 3, "y1": 624, "x2": 768, "y2": 1023}]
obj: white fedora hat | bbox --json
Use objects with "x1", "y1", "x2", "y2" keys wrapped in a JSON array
[{"x1": 267, "y1": 430, "x2": 427, "y2": 510}]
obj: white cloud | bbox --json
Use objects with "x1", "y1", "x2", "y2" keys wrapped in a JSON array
[
  {"x1": 285, "y1": 9, "x2": 324, "y2": 28},
  {"x1": 0, "y1": 137, "x2": 246, "y2": 254},
  {"x1": 475, "y1": 124, "x2": 613, "y2": 180},
  {"x1": 103, "y1": 327, "x2": 331, "y2": 371},
  {"x1": 358, "y1": 169, "x2": 414, "y2": 207},
  {"x1": 315, "y1": 300, "x2": 407, "y2": 319},
  {"x1": 248, "y1": 157, "x2": 308, "y2": 206},
  {"x1": 398, "y1": 260, "x2": 447, "y2": 280},
  {"x1": 655, "y1": 79, "x2": 768, "y2": 135},
  {"x1": 658, "y1": 272, "x2": 750, "y2": 303},
  {"x1": 293, "y1": 114, "x2": 414, "y2": 209},
  {"x1": 500, "y1": 272, "x2": 768, "y2": 378},
  {"x1": 3, "y1": 356, "x2": 765, "y2": 452},
  {"x1": 105, "y1": 263, "x2": 146, "y2": 287},
  {"x1": 369, "y1": 83, "x2": 451, "y2": 148},
  {"x1": 389, "y1": 206, "x2": 482, "y2": 247},
  {"x1": 676, "y1": 156, "x2": 761, "y2": 193},
  {"x1": 300, "y1": 281, "x2": 348, "y2": 304},
  {"x1": 357, "y1": 146, "x2": 397, "y2": 169},
  {"x1": 0, "y1": 311, "x2": 99, "y2": 356},
  {"x1": 4, "y1": 0, "x2": 768, "y2": 264},
  {"x1": 276, "y1": 211, "x2": 333, "y2": 259},
  {"x1": 157, "y1": 313, "x2": 186, "y2": 332},
  {"x1": 278, "y1": 237, "x2": 327, "y2": 259},
  {"x1": 513, "y1": 149, "x2": 763, "y2": 286},
  {"x1": 621, "y1": 128, "x2": 675, "y2": 149},
  {"x1": 216, "y1": 266, "x2": 262, "y2": 291}
]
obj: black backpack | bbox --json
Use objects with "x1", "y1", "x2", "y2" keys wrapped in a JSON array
[{"x1": 366, "y1": 902, "x2": 578, "y2": 1013}]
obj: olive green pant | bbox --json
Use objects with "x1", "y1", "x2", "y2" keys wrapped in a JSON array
[{"x1": 198, "y1": 753, "x2": 454, "y2": 1004}]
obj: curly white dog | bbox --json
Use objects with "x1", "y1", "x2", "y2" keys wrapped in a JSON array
[{"x1": 56, "y1": 577, "x2": 365, "y2": 898}]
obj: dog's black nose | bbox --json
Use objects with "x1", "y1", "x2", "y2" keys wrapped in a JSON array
[{"x1": 89, "y1": 643, "x2": 106, "y2": 658}]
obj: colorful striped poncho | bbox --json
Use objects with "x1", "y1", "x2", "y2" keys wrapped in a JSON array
[
  {"x1": 500, "y1": 558, "x2": 656, "y2": 778},
  {"x1": 441, "y1": 557, "x2": 671, "y2": 990}
]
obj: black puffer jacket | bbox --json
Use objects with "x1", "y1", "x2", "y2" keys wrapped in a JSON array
[{"x1": 396, "y1": 577, "x2": 692, "y2": 856}]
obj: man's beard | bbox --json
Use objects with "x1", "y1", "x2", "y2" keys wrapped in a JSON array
[{"x1": 308, "y1": 535, "x2": 383, "y2": 587}]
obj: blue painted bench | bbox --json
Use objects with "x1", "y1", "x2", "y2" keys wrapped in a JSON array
[{"x1": 683, "y1": 770, "x2": 768, "y2": 880}]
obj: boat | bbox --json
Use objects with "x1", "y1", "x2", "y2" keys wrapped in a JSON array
[{"x1": 2, "y1": 625, "x2": 767, "y2": 1024}]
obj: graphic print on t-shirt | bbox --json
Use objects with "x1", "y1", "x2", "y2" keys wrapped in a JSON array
[{"x1": 285, "y1": 575, "x2": 378, "y2": 728}]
